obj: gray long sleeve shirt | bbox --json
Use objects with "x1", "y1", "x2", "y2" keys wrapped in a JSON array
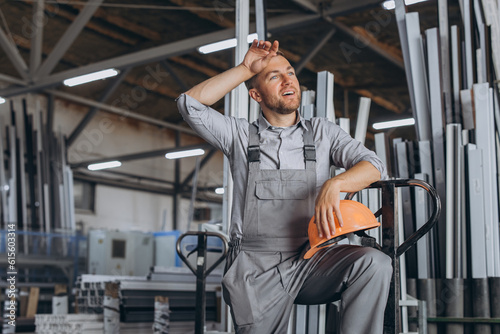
[{"x1": 176, "y1": 93, "x2": 386, "y2": 240}]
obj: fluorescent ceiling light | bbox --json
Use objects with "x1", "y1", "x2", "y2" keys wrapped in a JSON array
[
  {"x1": 63, "y1": 68, "x2": 119, "y2": 87},
  {"x1": 215, "y1": 187, "x2": 224, "y2": 195},
  {"x1": 165, "y1": 148, "x2": 205, "y2": 159},
  {"x1": 382, "y1": 1, "x2": 395, "y2": 9},
  {"x1": 382, "y1": 0, "x2": 428, "y2": 10},
  {"x1": 405, "y1": 0, "x2": 430, "y2": 5},
  {"x1": 0, "y1": 97, "x2": 5, "y2": 104},
  {"x1": 373, "y1": 118, "x2": 415, "y2": 130},
  {"x1": 88, "y1": 160, "x2": 122, "y2": 171},
  {"x1": 198, "y1": 33, "x2": 259, "y2": 54}
]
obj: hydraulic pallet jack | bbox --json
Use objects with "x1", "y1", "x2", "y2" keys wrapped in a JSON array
[
  {"x1": 345, "y1": 179, "x2": 441, "y2": 334},
  {"x1": 176, "y1": 231, "x2": 229, "y2": 334},
  {"x1": 177, "y1": 179, "x2": 441, "y2": 334}
]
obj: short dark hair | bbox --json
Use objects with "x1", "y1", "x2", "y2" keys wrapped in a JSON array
[{"x1": 244, "y1": 51, "x2": 286, "y2": 91}]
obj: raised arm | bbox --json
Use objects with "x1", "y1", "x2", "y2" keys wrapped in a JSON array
[{"x1": 185, "y1": 40, "x2": 279, "y2": 105}]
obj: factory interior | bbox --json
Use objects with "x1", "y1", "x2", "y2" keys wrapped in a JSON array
[{"x1": 0, "y1": 0, "x2": 500, "y2": 333}]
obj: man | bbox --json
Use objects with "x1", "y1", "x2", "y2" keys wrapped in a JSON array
[{"x1": 177, "y1": 40, "x2": 392, "y2": 334}]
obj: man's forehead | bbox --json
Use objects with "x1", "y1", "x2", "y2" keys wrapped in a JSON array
[{"x1": 260, "y1": 56, "x2": 293, "y2": 76}]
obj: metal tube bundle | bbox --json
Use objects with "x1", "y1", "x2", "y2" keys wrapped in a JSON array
[{"x1": 392, "y1": 0, "x2": 500, "y2": 331}]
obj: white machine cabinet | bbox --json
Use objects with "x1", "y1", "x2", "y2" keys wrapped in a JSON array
[{"x1": 88, "y1": 229, "x2": 154, "y2": 276}]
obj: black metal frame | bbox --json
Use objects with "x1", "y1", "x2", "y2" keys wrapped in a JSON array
[
  {"x1": 176, "y1": 231, "x2": 229, "y2": 334},
  {"x1": 347, "y1": 179, "x2": 441, "y2": 334}
]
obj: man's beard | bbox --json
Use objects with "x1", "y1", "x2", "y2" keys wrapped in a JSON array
[{"x1": 261, "y1": 93, "x2": 301, "y2": 115}]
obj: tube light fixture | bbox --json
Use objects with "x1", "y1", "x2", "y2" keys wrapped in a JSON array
[
  {"x1": 215, "y1": 187, "x2": 224, "y2": 195},
  {"x1": 63, "y1": 68, "x2": 119, "y2": 87},
  {"x1": 165, "y1": 148, "x2": 205, "y2": 159},
  {"x1": 88, "y1": 160, "x2": 122, "y2": 171},
  {"x1": 0, "y1": 97, "x2": 5, "y2": 104},
  {"x1": 373, "y1": 118, "x2": 415, "y2": 130},
  {"x1": 198, "y1": 33, "x2": 259, "y2": 54},
  {"x1": 382, "y1": 0, "x2": 429, "y2": 10}
]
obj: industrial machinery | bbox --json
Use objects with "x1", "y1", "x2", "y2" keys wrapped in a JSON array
[{"x1": 87, "y1": 230, "x2": 154, "y2": 276}]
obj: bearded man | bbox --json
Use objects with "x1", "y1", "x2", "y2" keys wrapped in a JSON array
[{"x1": 177, "y1": 40, "x2": 392, "y2": 334}]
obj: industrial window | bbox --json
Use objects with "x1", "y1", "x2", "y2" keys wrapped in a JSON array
[
  {"x1": 112, "y1": 239, "x2": 126, "y2": 258},
  {"x1": 74, "y1": 179, "x2": 95, "y2": 212}
]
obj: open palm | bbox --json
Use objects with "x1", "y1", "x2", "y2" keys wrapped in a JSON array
[{"x1": 242, "y1": 40, "x2": 280, "y2": 75}]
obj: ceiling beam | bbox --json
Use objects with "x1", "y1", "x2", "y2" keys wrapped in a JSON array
[
  {"x1": 332, "y1": 21, "x2": 404, "y2": 69},
  {"x1": 291, "y1": 0, "x2": 404, "y2": 70},
  {"x1": 9, "y1": 31, "x2": 182, "y2": 101},
  {"x1": 295, "y1": 28, "x2": 337, "y2": 75},
  {"x1": 170, "y1": 56, "x2": 220, "y2": 78},
  {"x1": 3, "y1": 34, "x2": 198, "y2": 128},
  {"x1": 74, "y1": 172, "x2": 176, "y2": 196},
  {"x1": 281, "y1": 48, "x2": 404, "y2": 113},
  {"x1": 290, "y1": 0, "x2": 318, "y2": 13},
  {"x1": 356, "y1": 88, "x2": 405, "y2": 113},
  {"x1": 0, "y1": 13, "x2": 320, "y2": 98},
  {"x1": 45, "y1": 4, "x2": 220, "y2": 89},
  {"x1": 66, "y1": 67, "x2": 131, "y2": 146},
  {"x1": 64, "y1": 4, "x2": 163, "y2": 41},
  {"x1": 323, "y1": 0, "x2": 383, "y2": 16},
  {"x1": 161, "y1": 60, "x2": 189, "y2": 92},
  {"x1": 0, "y1": 74, "x2": 26, "y2": 86},
  {"x1": 123, "y1": 66, "x2": 181, "y2": 99},
  {"x1": 44, "y1": 4, "x2": 139, "y2": 45},
  {"x1": 69, "y1": 143, "x2": 214, "y2": 168},
  {"x1": 74, "y1": 171, "x2": 222, "y2": 203},
  {"x1": 177, "y1": 1, "x2": 403, "y2": 114},
  {"x1": 29, "y1": 0, "x2": 44, "y2": 76},
  {"x1": 47, "y1": 89, "x2": 198, "y2": 136},
  {"x1": 168, "y1": 0, "x2": 235, "y2": 28},
  {"x1": 285, "y1": 0, "x2": 404, "y2": 113},
  {"x1": 91, "y1": 7, "x2": 162, "y2": 41},
  {"x1": 180, "y1": 149, "x2": 217, "y2": 189},
  {"x1": 0, "y1": 27, "x2": 29, "y2": 81},
  {"x1": 34, "y1": 0, "x2": 104, "y2": 80},
  {"x1": 95, "y1": 169, "x2": 176, "y2": 186},
  {"x1": 0, "y1": 27, "x2": 236, "y2": 97}
]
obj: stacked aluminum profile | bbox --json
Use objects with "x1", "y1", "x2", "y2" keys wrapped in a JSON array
[
  {"x1": 75, "y1": 277, "x2": 107, "y2": 314},
  {"x1": 35, "y1": 314, "x2": 103, "y2": 334},
  {"x1": 0, "y1": 98, "x2": 76, "y2": 237},
  {"x1": 391, "y1": 0, "x2": 500, "y2": 332},
  {"x1": 75, "y1": 274, "x2": 149, "y2": 314},
  {"x1": 392, "y1": 0, "x2": 500, "y2": 280}
]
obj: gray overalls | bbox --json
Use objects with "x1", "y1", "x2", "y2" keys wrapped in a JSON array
[{"x1": 222, "y1": 121, "x2": 392, "y2": 334}]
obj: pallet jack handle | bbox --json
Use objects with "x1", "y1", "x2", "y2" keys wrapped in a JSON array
[
  {"x1": 345, "y1": 178, "x2": 441, "y2": 258},
  {"x1": 346, "y1": 178, "x2": 441, "y2": 334},
  {"x1": 176, "y1": 231, "x2": 229, "y2": 334},
  {"x1": 176, "y1": 231, "x2": 229, "y2": 278}
]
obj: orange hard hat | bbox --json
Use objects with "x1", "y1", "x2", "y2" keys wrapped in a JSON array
[{"x1": 303, "y1": 200, "x2": 380, "y2": 259}]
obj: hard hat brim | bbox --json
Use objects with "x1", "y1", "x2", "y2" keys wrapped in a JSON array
[{"x1": 303, "y1": 200, "x2": 380, "y2": 259}]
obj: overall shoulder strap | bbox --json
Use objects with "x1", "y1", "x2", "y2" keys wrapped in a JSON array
[
  {"x1": 248, "y1": 123, "x2": 260, "y2": 170},
  {"x1": 303, "y1": 120, "x2": 316, "y2": 170}
]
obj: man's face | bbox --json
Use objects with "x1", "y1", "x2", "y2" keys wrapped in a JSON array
[{"x1": 250, "y1": 56, "x2": 301, "y2": 115}]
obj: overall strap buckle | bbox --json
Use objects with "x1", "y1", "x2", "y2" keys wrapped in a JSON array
[
  {"x1": 248, "y1": 145, "x2": 260, "y2": 162},
  {"x1": 304, "y1": 145, "x2": 316, "y2": 161}
]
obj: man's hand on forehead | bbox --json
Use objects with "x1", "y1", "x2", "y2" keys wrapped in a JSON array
[
  {"x1": 242, "y1": 39, "x2": 280, "y2": 75},
  {"x1": 253, "y1": 39, "x2": 276, "y2": 51}
]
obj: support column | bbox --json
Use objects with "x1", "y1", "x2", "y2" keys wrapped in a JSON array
[{"x1": 173, "y1": 132, "x2": 180, "y2": 230}]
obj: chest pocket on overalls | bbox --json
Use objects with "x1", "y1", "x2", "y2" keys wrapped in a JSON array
[{"x1": 255, "y1": 179, "x2": 311, "y2": 238}]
